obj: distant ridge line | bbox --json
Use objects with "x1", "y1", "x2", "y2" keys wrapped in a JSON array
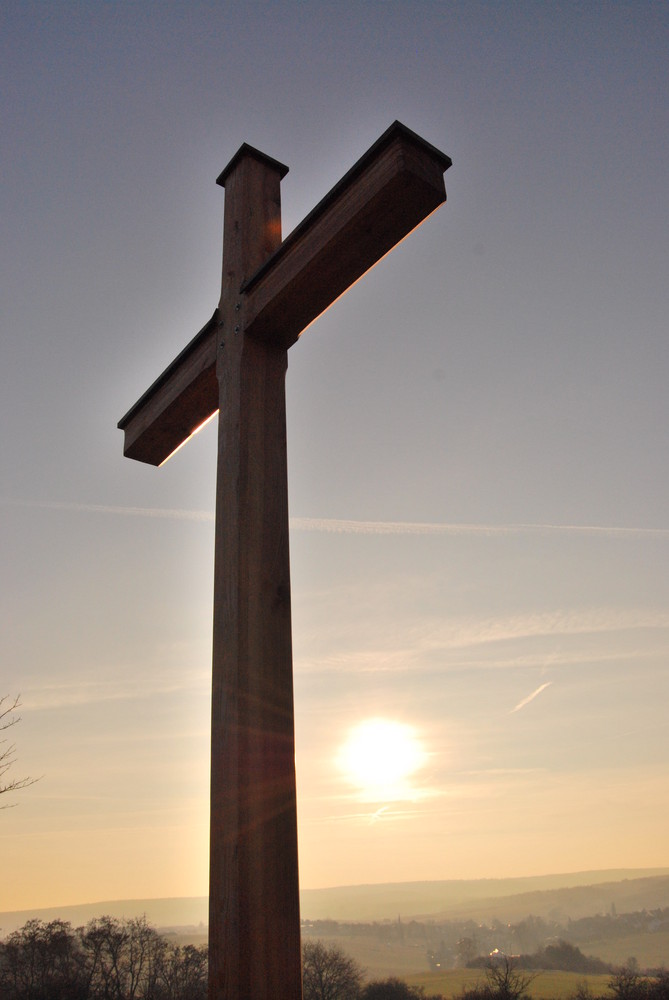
[
  {"x1": 3, "y1": 869, "x2": 669, "y2": 937},
  {"x1": 301, "y1": 868, "x2": 669, "y2": 893}
]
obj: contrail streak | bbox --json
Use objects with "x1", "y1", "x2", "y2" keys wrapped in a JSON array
[
  {"x1": 290, "y1": 517, "x2": 669, "y2": 539},
  {"x1": 511, "y1": 681, "x2": 553, "y2": 714},
  {"x1": 3, "y1": 499, "x2": 669, "y2": 539}
]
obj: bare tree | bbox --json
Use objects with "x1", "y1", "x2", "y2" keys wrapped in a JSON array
[
  {"x1": 159, "y1": 942, "x2": 208, "y2": 1000},
  {"x1": 0, "y1": 918, "x2": 88, "y2": 999},
  {"x1": 0, "y1": 696, "x2": 38, "y2": 807},
  {"x1": 80, "y1": 914, "x2": 168, "y2": 999},
  {"x1": 302, "y1": 940, "x2": 364, "y2": 1000},
  {"x1": 608, "y1": 966, "x2": 650, "y2": 1000},
  {"x1": 0, "y1": 915, "x2": 208, "y2": 1000},
  {"x1": 485, "y1": 957, "x2": 536, "y2": 1000},
  {"x1": 361, "y1": 978, "x2": 438, "y2": 999},
  {"x1": 462, "y1": 957, "x2": 536, "y2": 1000}
]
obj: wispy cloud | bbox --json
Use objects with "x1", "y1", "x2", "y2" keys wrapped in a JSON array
[
  {"x1": 290, "y1": 517, "x2": 669, "y2": 540},
  {"x1": 418, "y1": 607, "x2": 669, "y2": 651},
  {"x1": 0, "y1": 498, "x2": 214, "y2": 522},
  {"x1": 23, "y1": 671, "x2": 210, "y2": 712},
  {"x1": 4, "y1": 498, "x2": 669, "y2": 539},
  {"x1": 295, "y1": 607, "x2": 669, "y2": 675},
  {"x1": 510, "y1": 681, "x2": 553, "y2": 713},
  {"x1": 324, "y1": 805, "x2": 423, "y2": 824}
]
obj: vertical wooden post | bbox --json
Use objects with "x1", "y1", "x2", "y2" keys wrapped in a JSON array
[{"x1": 208, "y1": 149, "x2": 302, "y2": 1000}]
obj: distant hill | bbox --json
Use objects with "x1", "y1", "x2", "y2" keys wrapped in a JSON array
[
  {"x1": 2, "y1": 868, "x2": 669, "y2": 937},
  {"x1": 300, "y1": 869, "x2": 669, "y2": 922},
  {"x1": 424, "y1": 873, "x2": 669, "y2": 925}
]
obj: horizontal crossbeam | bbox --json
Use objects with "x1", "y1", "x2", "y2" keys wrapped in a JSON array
[
  {"x1": 118, "y1": 311, "x2": 219, "y2": 464},
  {"x1": 118, "y1": 121, "x2": 451, "y2": 466},
  {"x1": 242, "y1": 121, "x2": 451, "y2": 348}
]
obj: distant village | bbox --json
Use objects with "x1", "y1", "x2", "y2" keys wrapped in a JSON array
[{"x1": 302, "y1": 905, "x2": 669, "y2": 972}]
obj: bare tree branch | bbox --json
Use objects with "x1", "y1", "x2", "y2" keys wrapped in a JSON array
[{"x1": 1, "y1": 695, "x2": 39, "y2": 808}]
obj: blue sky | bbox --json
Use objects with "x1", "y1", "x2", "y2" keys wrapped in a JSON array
[{"x1": 2, "y1": 1, "x2": 669, "y2": 910}]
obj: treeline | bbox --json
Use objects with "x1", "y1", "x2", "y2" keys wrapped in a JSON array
[
  {"x1": 0, "y1": 916, "x2": 207, "y2": 1000},
  {"x1": 305, "y1": 914, "x2": 567, "y2": 963},
  {"x1": 567, "y1": 910, "x2": 669, "y2": 944},
  {"x1": 3, "y1": 920, "x2": 669, "y2": 1000},
  {"x1": 0, "y1": 922, "x2": 433, "y2": 1000},
  {"x1": 304, "y1": 907, "x2": 669, "y2": 970},
  {"x1": 466, "y1": 941, "x2": 611, "y2": 974}
]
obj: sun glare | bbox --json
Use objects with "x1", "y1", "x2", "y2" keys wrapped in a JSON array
[
  {"x1": 338, "y1": 718, "x2": 428, "y2": 802},
  {"x1": 158, "y1": 410, "x2": 219, "y2": 467}
]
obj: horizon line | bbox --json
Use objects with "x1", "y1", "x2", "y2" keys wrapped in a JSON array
[{"x1": 3, "y1": 865, "x2": 669, "y2": 917}]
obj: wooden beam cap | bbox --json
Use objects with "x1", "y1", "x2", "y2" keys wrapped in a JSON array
[
  {"x1": 216, "y1": 143, "x2": 289, "y2": 187},
  {"x1": 375, "y1": 120, "x2": 452, "y2": 173}
]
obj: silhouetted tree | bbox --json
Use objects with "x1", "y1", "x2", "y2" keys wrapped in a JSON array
[
  {"x1": 159, "y1": 942, "x2": 208, "y2": 1000},
  {"x1": 0, "y1": 919, "x2": 88, "y2": 999},
  {"x1": 361, "y1": 977, "x2": 442, "y2": 1000},
  {"x1": 649, "y1": 971, "x2": 669, "y2": 1000},
  {"x1": 522, "y1": 940, "x2": 610, "y2": 974},
  {"x1": 80, "y1": 914, "x2": 168, "y2": 999},
  {"x1": 568, "y1": 978, "x2": 597, "y2": 1000},
  {"x1": 462, "y1": 957, "x2": 536, "y2": 1000},
  {"x1": 302, "y1": 940, "x2": 364, "y2": 1000},
  {"x1": 0, "y1": 696, "x2": 37, "y2": 807},
  {"x1": 608, "y1": 967, "x2": 650, "y2": 1000},
  {"x1": 457, "y1": 936, "x2": 479, "y2": 967},
  {"x1": 0, "y1": 916, "x2": 209, "y2": 1000}
]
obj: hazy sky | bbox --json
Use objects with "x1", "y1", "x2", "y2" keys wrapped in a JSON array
[{"x1": 2, "y1": 1, "x2": 669, "y2": 913}]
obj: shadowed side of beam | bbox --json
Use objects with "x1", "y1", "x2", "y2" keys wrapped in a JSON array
[{"x1": 117, "y1": 312, "x2": 219, "y2": 465}]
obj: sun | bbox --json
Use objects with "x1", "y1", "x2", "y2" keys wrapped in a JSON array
[{"x1": 337, "y1": 718, "x2": 428, "y2": 802}]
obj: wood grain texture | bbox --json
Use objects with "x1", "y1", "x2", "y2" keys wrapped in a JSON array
[{"x1": 208, "y1": 152, "x2": 302, "y2": 1000}]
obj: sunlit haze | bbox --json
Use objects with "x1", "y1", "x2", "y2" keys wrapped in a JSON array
[
  {"x1": 2, "y1": 2, "x2": 668, "y2": 913},
  {"x1": 337, "y1": 718, "x2": 429, "y2": 802}
]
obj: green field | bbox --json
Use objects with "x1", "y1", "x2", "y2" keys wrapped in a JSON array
[
  {"x1": 303, "y1": 926, "x2": 669, "y2": 985},
  {"x1": 405, "y1": 969, "x2": 613, "y2": 999},
  {"x1": 577, "y1": 930, "x2": 669, "y2": 969},
  {"x1": 304, "y1": 935, "x2": 431, "y2": 978}
]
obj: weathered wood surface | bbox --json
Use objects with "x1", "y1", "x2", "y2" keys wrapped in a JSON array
[
  {"x1": 208, "y1": 150, "x2": 301, "y2": 1000},
  {"x1": 117, "y1": 122, "x2": 451, "y2": 466}
]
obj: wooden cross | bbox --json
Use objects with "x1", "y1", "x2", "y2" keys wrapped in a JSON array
[{"x1": 118, "y1": 121, "x2": 451, "y2": 1000}]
